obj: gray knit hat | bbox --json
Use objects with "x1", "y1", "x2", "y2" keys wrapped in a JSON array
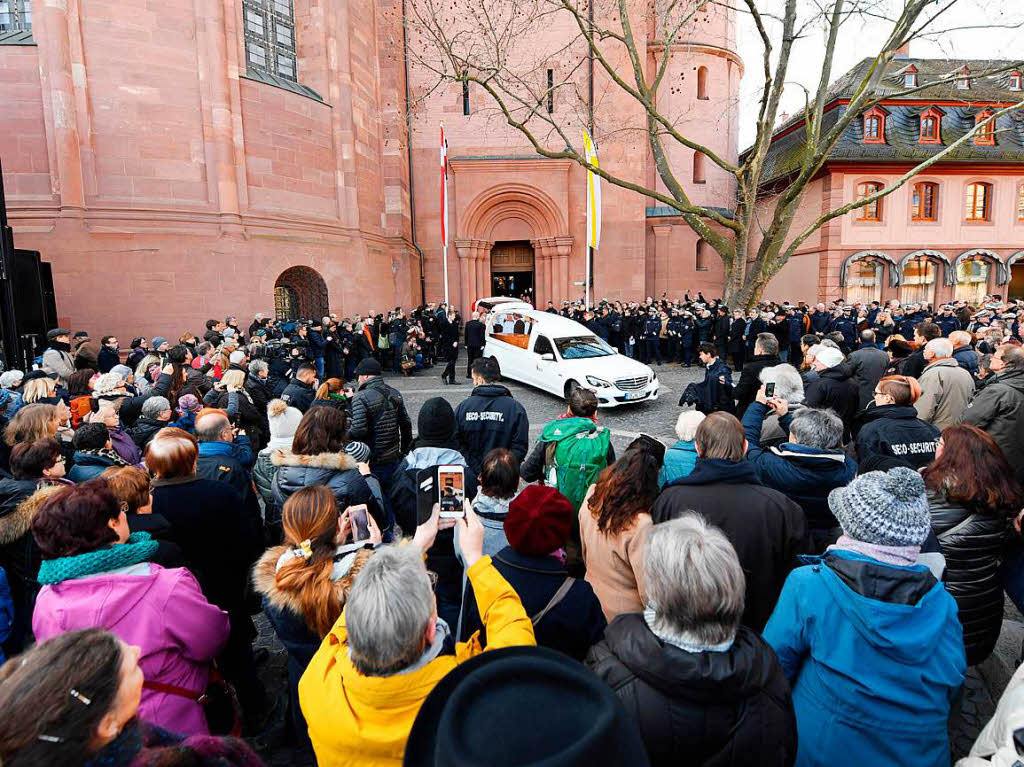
[
  {"x1": 345, "y1": 441, "x2": 371, "y2": 464},
  {"x1": 828, "y1": 467, "x2": 930, "y2": 547}
]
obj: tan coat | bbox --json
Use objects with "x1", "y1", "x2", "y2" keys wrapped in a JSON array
[
  {"x1": 915, "y1": 357, "x2": 975, "y2": 430},
  {"x1": 579, "y1": 485, "x2": 652, "y2": 622}
]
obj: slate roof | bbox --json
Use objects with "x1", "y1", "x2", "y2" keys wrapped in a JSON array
[
  {"x1": 752, "y1": 57, "x2": 1024, "y2": 185},
  {"x1": 241, "y1": 70, "x2": 323, "y2": 103}
]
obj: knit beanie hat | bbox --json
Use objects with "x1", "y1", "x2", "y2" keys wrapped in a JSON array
[
  {"x1": 355, "y1": 358, "x2": 382, "y2": 377},
  {"x1": 504, "y1": 485, "x2": 573, "y2": 557},
  {"x1": 418, "y1": 397, "x2": 456, "y2": 444},
  {"x1": 267, "y1": 399, "x2": 302, "y2": 444},
  {"x1": 828, "y1": 467, "x2": 930, "y2": 547},
  {"x1": 91, "y1": 372, "x2": 127, "y2": 397},
  {"x1": 0, "y1": 370, "x2": 23, "y2": 389},
  {"x1": 151, "y1": 336, "x2": 168, "y2": 349},
  {"x1": 176, "y1": 394, "x2": 201, "y2": 415},
  {"x1": 810, "y1": 344, "x2": 844, "y2": 369},
  {"x1": 111, "y1": 364, "x2": 133, "y2": 379},
  {"x1": 345, "y1": 441, "x2": 371, "y2": 464}
]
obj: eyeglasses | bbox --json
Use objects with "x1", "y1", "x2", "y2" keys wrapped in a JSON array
[{"x1": 53, "y1": 456, "x2": 66, "y2": 464}]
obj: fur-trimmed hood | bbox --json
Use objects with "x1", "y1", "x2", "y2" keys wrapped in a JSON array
[
  {"x1": 0, "y1": 481, "x2": 47, "y2": 545},
  {"x1": 270, "y1": 448, "x2": 357, "y2": 471}
]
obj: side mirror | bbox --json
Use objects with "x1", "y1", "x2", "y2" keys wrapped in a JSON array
[{"x1": 540, "y1": 352, "x2": 555, "y2": 361}]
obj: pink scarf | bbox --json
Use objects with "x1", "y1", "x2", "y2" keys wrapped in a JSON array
[{"x1": 830, "y1": 535, "x2": 920, "y2": 567}]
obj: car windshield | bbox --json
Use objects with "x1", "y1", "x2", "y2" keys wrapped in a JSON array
[{"x1": 554, "y1": 336, "x2": 615, "y2": 359}]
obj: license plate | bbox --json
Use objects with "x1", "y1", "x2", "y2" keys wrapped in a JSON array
[{"x1": 624, "y1": 391, "x2": 646, "y2": 401}]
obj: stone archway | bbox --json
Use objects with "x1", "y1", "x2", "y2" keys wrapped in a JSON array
[{"x1": 274, "y1": 266, "x2": 329, "y2": 321}]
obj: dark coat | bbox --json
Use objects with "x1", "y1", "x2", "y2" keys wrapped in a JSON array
[
  {"x1": 347, "y1": 376, "x2": 412, "y2": 465},
  {"x1": 652, "y1": 459, "x2": 806, "y2": 631},
  {"x1": 118, "y1": 372, "x2": 172, "y2": 427},
  {"x1": 460, "y1": 546, "x2": 606, "y2": 660},
  {"x1": 0, "y1": 480, "x2": 42, "y2": 655},
  {"x1": 464, "y1": 318, "x2": 486, "y2": 349},
  {"x1": 960, "y1": 366, "x2": 1024, "y2": 486},
  {"x1": 126, "y1": 416, "x2": 167, "y2": 451},
  {"x1": 846, "y1": 346, "x2": 889, "y2": 409},
  {"x1": 279, "y1": 378, "x2": 315, "y2": 413},
  {"x1": 270, "y1": 449, "x2": 384, "y2": 528},
  {"x1": 952, "y1": 345, "x2": 979, "y2": 377},
  {"x1": 733, "y1": 354, "x2": 780, "y2": 417},
  {"x1": 853, "y1": 405, "x2": 940, "y2": 470},
  {"x1": 680, "y1": 358, "x2": 734, "y2": 414},
  {"x1": 150, "y1": 476, "x2": 260, "y2": 613},
  {"x1": 901, "y1": 349, "x2": 928, "y2": 380},
  {"x1": 928, "y1": 488, "x2": 1007, "y2": 666},
  {"x1": 454, "y1": 384, "x2": 530, "y2": 475},
  {"x1": 97, "y1": 346, "x2": 121, "y2": 374},
  {"x1": 804, "y1": 364, "x2": 859, "y2": 434},
  {"x1": 588, "y1": 615, "x2": 798, "y2": 767},
  {"x1": 66, "y1": 451, "x2": 121, "y2": 482}
]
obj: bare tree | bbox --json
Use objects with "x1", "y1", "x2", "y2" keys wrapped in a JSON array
[{"x1": 403, "y1": 0, "x2": 1024, "y2": 308}]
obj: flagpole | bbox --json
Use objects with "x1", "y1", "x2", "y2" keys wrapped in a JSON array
[
  {"x1": 441, "y1": 123, "x2": 449, "y2": 306},
  {"x1": 586, "y1": 246, "x2": 592, "y2": 308},
  {"x1": 583, "y1": 129, "x2": 600, "y2": 310}
]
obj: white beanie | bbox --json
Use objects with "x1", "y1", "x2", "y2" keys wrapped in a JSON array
[
  {"x1": 810, "y1": 344, "x2": 844, "y2": 369},
  {"x1": 267, "y1": 399, "x2": 302, "y2": 448},
  {"x1": 92, "y1": 372, "x2": 128, "y2": 397},
  {"x1": 229, "y1": 350, "x2": 247, "y2": 365}
]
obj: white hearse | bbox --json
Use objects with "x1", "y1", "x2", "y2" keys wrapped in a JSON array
[{"x1": 477, "y1": 298, "x2": 659, "y2": 407}]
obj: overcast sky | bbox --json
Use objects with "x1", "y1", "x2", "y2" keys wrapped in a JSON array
[{"x1": 734, "y1": 1, "x2": 1024, "y2": 147}]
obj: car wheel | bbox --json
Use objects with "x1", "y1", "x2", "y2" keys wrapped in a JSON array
[{"x1": 565, "y1": 380, "x2": 580, "y2": 398}]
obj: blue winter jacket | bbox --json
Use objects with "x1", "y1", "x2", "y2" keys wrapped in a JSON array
[
  {"x1": 0, "y1": 566, "x2": 12, "y2": 664},
  {"x1": 658, "y1": 440, "x2": 699, "y2": 488},
  {"x1": 763, "y1": 550, "x2": 966, "y2": 767}
]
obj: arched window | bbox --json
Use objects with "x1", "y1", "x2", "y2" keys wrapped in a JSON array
[
  {"x1": 1011, "y1": 71, "x2": 1023, "y2": 91},
  {"x1": 965, "y1": 182, "x2": 992, "y2": 222},
  {"x1": 846, "y1": 259, "x2": 883, "y2": 304},
  {"x1": 696, "y1": 240, "x2": 709, "y2": 271},
  {"x1": 862, "y1": 107, "x2": 886, "y2": 144},
  {"x1": 696, "y1": 66, "x2": 709, "y2": 100},
  {"x1": 911, "y1": 182, "x2": 938, "y2": 221},
  {"x1": 901, "y1": 257, "x2": 937, "y2": 305},
  {"x1": 921, "y1": 116, "x2": 937, "y2": 140},
  {"x1": 955, "y1": 259, "x2": 991, "y2": 304},
  {"x1": 1018, "y1": 183, "x2": 1024, "y2": 222},
  {"x1": 693, "y1": 152, "x2": 706, "y2": 184},
  {"x1": 856, "y1": 181, "x2": 883, "y2": 221},
  {"x1": 975, "y1": 110, "x2": 996, "y2": 146},
  {"x1": 903, "y1": 67, "x2": 918, "y2": 88}
]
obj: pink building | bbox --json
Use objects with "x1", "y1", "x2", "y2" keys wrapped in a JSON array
[
  {"x1": 758, "y1": 57, "x2": 1024, "y2": 307},
  {"x1": 0, "y1": 0, "x2": 741, "y2": 340}
]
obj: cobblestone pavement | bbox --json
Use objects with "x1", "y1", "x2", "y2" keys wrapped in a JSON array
[{"x1": 243, "y1": 353, "x2": 1023, "y2": 764}]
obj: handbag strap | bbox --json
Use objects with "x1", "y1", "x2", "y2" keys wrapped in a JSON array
[
  {"x1": 936, "y1": 512, "x2": 980, "y2": 542},
  {"x1": 531, "y1": 577, "x2": 576, "y2": 626},
  {"x1": 143, "y1": 679, "x2": 207, "y2": 704}
]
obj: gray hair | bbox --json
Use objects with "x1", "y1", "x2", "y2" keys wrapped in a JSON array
[
  {"x1": 345, "y1": 546, "x2": 435, "y2": 676},
  {"x1": 141, "y1": 396, "x2": 171, "y2": 419},
  {"x1": 644, "y1": 514, "x2": 745, "y2": 647},
  {"x1": 674, "y1": 410, "x2": 706, "y2": 441},
  {"x1": 248, "y1": 359, "x2": 268, "y2": 376},
  {"x1": 195, "y1": 412, "x2": 230, "y2": 443},
  {"x1": 754, "y1": 333, "x2": 778, "y2": 356},
  {"x1": 789, "y1": 408, "x2": 843, "y2": 449},
  {"x1": 925, "y1": 338, "x2": 953, "y2": 358},
  {"x1": 860, "y1": 329, "x2": 875, "y2": 343},
  {"x1": 759, "y1": 363, "x2": 804, "y2": 404},
  {"x1": 818, "y1": 338, "x2": 840, "y2": 350}
]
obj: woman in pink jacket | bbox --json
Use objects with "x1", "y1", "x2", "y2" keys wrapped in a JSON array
[{"x1": 30, "y1": 479, "x2": 230, "y2": 735}]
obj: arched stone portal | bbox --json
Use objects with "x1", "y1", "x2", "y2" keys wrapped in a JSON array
[{"x1": 275, "y1": 266, "x2": 329, "y2": 321}]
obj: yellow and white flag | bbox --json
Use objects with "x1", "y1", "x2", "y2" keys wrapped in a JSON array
[{"x1": 583, "y1": 129, "x2": 601, "y2": 250}]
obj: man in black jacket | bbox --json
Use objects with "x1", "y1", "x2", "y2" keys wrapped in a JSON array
[
  {"x1": 455, "y1": 356, "x2": 529, "y2": 476},
  {"x1": 587, "y1": 514, "x2": 798, "y2": 767},
  {"x1": 464, "y1": 311, "x2": 486, "y2": 378},
  {"x1": 279, "y1": 362, "x2": 317, "y2": 413},
  {"x1": 347, "y1": 357, "x2": 413, "y2": 494},
  {"x1": 679, "y1": 343, "x2": 734, "y2": 414},
  {"x1": 651, "y1": 411, "x2": 806, "y2": 631},
  {"x1": 732, "y1": 333, "x2": 781, "y2": 418}
]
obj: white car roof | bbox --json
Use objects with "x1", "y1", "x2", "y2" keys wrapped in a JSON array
[{"x1": 487, "y1": 307, "x2": 595, "y2": 338}]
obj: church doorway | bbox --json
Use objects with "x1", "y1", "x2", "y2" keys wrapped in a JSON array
[
  {"x1": 490, "y1": 241, "x2": 534, "y2": 302},
  {"x1": 274, "y1": 266, "x2": 330, "y2": 321}
]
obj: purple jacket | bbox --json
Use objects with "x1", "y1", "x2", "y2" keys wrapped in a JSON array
[
  {"x1": 111, "y1": 426, "x2": 143, "y2": 466},
  {"x1": 32, "y1": 563, "x2": 230, "y2": 735}
]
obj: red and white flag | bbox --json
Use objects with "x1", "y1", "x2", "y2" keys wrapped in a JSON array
[{"x1": 441, "y1": 124, "x2": 450, "y2": 305}]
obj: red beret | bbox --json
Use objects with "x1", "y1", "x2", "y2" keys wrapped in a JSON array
[{"x1": 504, "y1": 485, "x2": 573, "y2": 557}]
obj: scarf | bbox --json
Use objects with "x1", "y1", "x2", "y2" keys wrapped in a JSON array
[
  {"x1": 76, "y1": 447, "x2": 131, "y2": 468},
  {"x1": 49, "y1": 341, "x2": 71, "y2": 353},
  {"x1": 37, "y1": 532, "x2": 159, "y2": 585},
  {"x1": 829, "y1": 535, "x2": 920, "y2": 567},
  {"x1": 83, "y1": 720, "x2": 263, "y2": 767},
  {"x1": 643, "y1": 607, "x2": 734, "y2": 653}
]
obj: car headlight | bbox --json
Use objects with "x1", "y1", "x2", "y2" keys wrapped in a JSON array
[
  {"x1": 651, "y1": 371, "x2": 657, "y2": 382},
  {"x1": 586, "y1": 375, "x2": 612, "y2": 388}
]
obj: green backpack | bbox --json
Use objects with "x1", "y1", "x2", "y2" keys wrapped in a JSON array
[{"x1": 540, "y1": 417, "x2": 612, "y2": 512}]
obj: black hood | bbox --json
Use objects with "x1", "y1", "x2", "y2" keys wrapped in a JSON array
[
  {"x1": 471, "y1": 383, "x2": 513, "y2": 399},
  {"x1": 820, "y1": 363, "x2": 853, "y2": 382},
  {"x1": 666, "y1": 458, "x2": 761, "y2": 488},
  {"x1": 857, "y1": 404, "x2": 921, "y2": 423},
  {"x1": 603, "y1": 614, "x2": 780, "y2": 702}
]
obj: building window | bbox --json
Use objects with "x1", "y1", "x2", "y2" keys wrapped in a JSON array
[
  {"x1": 242, "y1": 0, "x2": 297, "y2": 82},
  {"x1": 965, "y1": 182, "x2": 992, "y2": 222},
  {"x1": 546, "y1": 69, "x2": 554, "y2": 114},
  {"x1": 920, "y1": 116, "x2": 938, "y2": 143},
  {"x1": 856, "y1": 181, "x2": 883, "y2": 221},
  {"x1": 901, "y1": 258, "x2": 937, "y2": 305},
  {"x1": 462, "y1": 73, "x2": 470, "y2": 116},
  {"x1": 956, "y1": 66, "x2": 972, "y2": 89},
  {"x1": 862, "y1": 107, "x2": 886, "y2": 144},
  {"x1": 904, "y1": 67, "x2": 918, "y2": 88},
  {"x1": 846, "y1": 259, "x2": 883, "y2": 304},
  {"x1": 1017, "y1": 183, "x2": 1024, "y2": 221},
  {"x1": 697, "y1": 66, "x2": 709, "y2": 100},
  {"x1": 696, "y1": 240, "x2": 709, "y2": 271},
  {"x1": 693, "y1": 152, "x2": 706, "y2": 184},
  {"x1": 912, "y1": 182, "x2": 938, "y2": 221},
  {"x1": 975, "y1": 110, "x2": 996, "y2": 146},
  {"x1": 0, "y1": 0, "x2": 31, "y2": 30},
  {"x1": 1011, "y1": 71, "x2": 1023, "y2": 91},
  {"x1": 955, "y1": 259, "x2": 991, "y2": 304}
]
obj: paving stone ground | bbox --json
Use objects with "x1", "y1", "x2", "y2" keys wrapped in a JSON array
[{"x1": 241, "y1": 353, "x2": 1024, "y2": 764}]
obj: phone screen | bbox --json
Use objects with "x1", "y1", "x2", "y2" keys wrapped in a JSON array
[
  {"x1": 437, "y1": 465, "x2": 466, "y2": 518},
  {"x1": 349, "y1": 505, "x2": 370, "y2": 542},
  {"x1": 764, "y1": 382, "x2": 776, "y2": 397}
]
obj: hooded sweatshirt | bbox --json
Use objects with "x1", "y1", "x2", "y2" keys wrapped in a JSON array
[{"x1": 32, "y1": 561, "x2": 230, "y2": 735}]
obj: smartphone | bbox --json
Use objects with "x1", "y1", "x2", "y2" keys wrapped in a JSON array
[
  {"x1": 765, "y1": 382, "x2": 776, "y2": 397},
  {"x1": 437, "y1": 465, "x2": 466, "y2": 518},
  {"x1": 348, "y1": 504, "x2": 371, "y2": 542}
]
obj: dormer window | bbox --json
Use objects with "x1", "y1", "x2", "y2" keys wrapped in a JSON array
[
  {"x1": 975, "y1": 109, "x2": 996, "y2": 146},
  {"x1": 956, "y1": 65, "x2": 972, "y2": 90},
  {"x1": 1011, "y1": 71, "x2": 1022, "y2": 91},
  {"x1": 919, "y1": 107, "x2": 943, "y2": 145},
  {"x1": 904, "y1": 65, "x2": 918, "y2": 88},
  {"x1": 862, "y1": 107, "x2": 887, "y2": 144}
]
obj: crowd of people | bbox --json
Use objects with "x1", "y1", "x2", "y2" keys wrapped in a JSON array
[{"x1": 1, "y1": 293, "x2": 1024, "y2": 766}]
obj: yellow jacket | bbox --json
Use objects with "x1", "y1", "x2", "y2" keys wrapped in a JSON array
[{"x1": 298, "y1": 555, "x2": 536, "y2": 767}]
